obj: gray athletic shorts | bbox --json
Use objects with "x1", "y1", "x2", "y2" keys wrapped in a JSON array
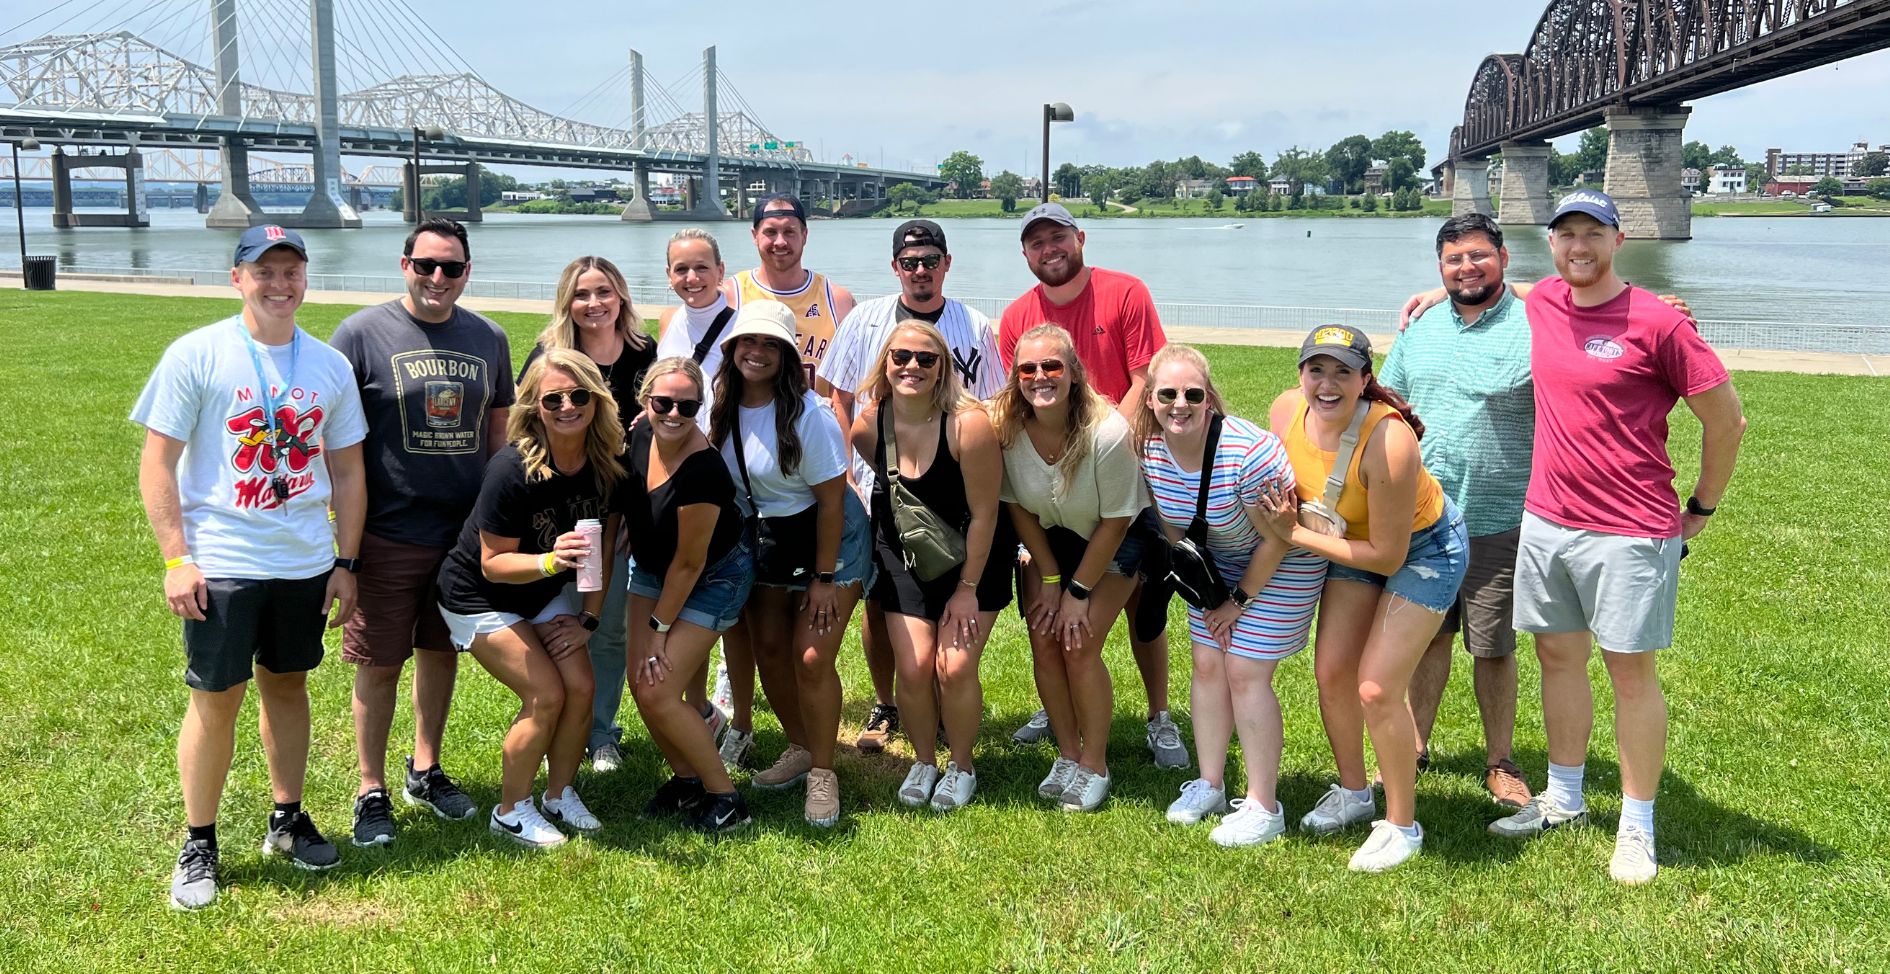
[{"x1": 1512, "y1": 512, "x2": 1682, "y2": 653}]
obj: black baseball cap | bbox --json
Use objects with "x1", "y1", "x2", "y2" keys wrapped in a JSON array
[
  {"x1": 233, "y1": 224, "x2": 308, "y2": 266},
  {"x1": 1019, "y1": 202, "x2": 1078, "y2": 241},
  {"x1": 1298, "y1": 324, "x2": 1373, "y2": 370},
  {"x1": 752, "y1": 193, "x2": 807, "y2": 228},
  {"x1": 892, "y1": 219, "x2": 947, "y2": 256}
]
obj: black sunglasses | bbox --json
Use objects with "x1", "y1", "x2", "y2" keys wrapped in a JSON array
[
  {"x1": 540, "y1": 388, "x2": 593, "y2": 410},
  {"x1": 409, "y1": 257, "x2": 469, "y2": 279},
  {"x1": 647, "y1": 395, "x2": 703, "y2": 418},
  {"x1": 889, "y1": 349, "x2": 940, "y2": 368},
  {"x1": 1155, "y1": 387, "x2": 1207, "y2": 405},
  {"x1": 896, "y1": 254, "x2": 944, "y2": 272}
]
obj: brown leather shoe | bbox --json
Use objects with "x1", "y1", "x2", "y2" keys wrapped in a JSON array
[
  {"x1": 1485, "y1": 759, "x2": 1533, "y2": 809},
  {"x1": 854, "y1": 704, "x2": 898, "y2": 754}
]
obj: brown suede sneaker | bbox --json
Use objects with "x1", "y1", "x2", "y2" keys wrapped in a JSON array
[
  {"x1": 1485, "y1": 759, "x2": 1534, "y2": 809},
  {"x1": 752, "y1": 744, "x2": 813, "y2": 790},
  {"x1": 804, "y1": 768, "x2": 841, "y2": 828},
  {"x1": 854, "y1": 704, "x2": 899, "y2": 754}
]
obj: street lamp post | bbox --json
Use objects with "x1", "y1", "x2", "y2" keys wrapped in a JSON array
[
  {"x1": 13, "y1": 137, "x2": 39, "y2": 279},
  {"x1": 411, "y1": 124, "x2": 444, "y2": 221},
  {"x1": 1041, "y1": 102, "x2": 1074, "y2": 202}
]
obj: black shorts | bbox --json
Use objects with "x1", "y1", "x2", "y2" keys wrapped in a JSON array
[
  {"x1": 872, "y1": 513, "x2": 1017, "y2": 620},
  {"x1": 182, "y1": 573, "x2": 332, "y2": 692}
]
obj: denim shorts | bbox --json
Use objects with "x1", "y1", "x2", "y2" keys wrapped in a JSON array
[
  {"x1": 1326, "y1": 500, "x2": 1469, "y2": 613},
  {"x1": 627, "y1": 542, "x2": 756, "y2": 634}
]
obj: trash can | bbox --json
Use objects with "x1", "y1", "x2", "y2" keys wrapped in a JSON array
[{"x1": 22, "y1": 256, "x2": 56, "y2": 291}]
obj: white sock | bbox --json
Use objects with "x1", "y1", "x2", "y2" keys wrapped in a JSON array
[
  {"x1": 1619, "y1": 796, "x2": 1655, "y2": 835},
  {"x1": 1347, "y1": 787, "x2": 1374, "y2": 806},
  {"x1": 1546, "y1": 762, "x2": 1586, "y2": 812}
]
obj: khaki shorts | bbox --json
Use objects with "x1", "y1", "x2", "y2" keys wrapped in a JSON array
[
  {"x1": 1442, "y1": 527, "x2": 1519, "y2": 659},
  {"x1": 341, "y1": 532, "x2": 455, "y2": 666},
  {"x1": 1513, "y1": 512, "x2": 1682, "y2": 654}
]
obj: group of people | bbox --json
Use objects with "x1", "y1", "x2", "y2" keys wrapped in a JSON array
[{"x1": 136, "y1": 188, "x2": 1745, "y2": 912}]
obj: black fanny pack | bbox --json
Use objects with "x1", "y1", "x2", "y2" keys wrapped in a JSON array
[
  {"x1": 730, "y1": 409, "x2": 821, "y2": 585},
  {"x1": 1145, "y1": 413, "x2": 1231, "y2": 611}
]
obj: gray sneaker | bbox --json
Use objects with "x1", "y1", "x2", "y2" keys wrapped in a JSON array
[
  {"x1": 404, "y1": 758, "x2": 478, "y2": 821},
  {"x1": 1146, "y1": 711, "x2": 1190, "y2": 769},
  {"x1": 1488, "y1": 794, "x2": 1589, "y2": 838},
  {"x1": 1011, "y1": 708, "x2": 1053, "y2": 745},
  {"x1": 169, "y1": 839, "x2": 218, "y2": 910},
  {"x1": 589, "y1": 741, "x2": 624, "y2": 774}
]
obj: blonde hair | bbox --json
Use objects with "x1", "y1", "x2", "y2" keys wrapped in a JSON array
[
  {"x1": 666, "y1": 227, "x2": 723, "y2": 266},
  {"x1": 988, "y1": 324, "x2": 1115, "y2": 495},
  {"x1": 858, "y1": 320, "x2": 977, "y2": 417},
  {"x1": 509, "y1": 348, "x2": 625, "y2": 495},
  {"x1": 1128, "y1": 344, "x2": 1228, "y2": 457},
  {"x1": 538, "y1": 255, "x2": 650, "y2": 355},
  {"x1": 638, "y1": 355, "x2": 708, "y2": 402}
]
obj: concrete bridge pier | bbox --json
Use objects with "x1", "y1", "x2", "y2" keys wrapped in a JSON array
[
  {"x1": 619, "y1": 163, "x2": 655, "y2": 222},
  {"x1": 1497, "y1": 141, "x2": 1553, "y2": 225},
  {"x1": 193, "y1": 183, "x2": 210, "y2": 214},
  {"x1": 403, "y1": 161, "x2": 482, "y2": 223},
  {"x1": 50, "y1": 147, "x2": 151, "y2": 228},
  {"x1": 1604, "y1": 105, "x2": 1692, "y2": 240},
  {"x1": 1448, "y1": 157, "x2": 1493, "y2": 217}
]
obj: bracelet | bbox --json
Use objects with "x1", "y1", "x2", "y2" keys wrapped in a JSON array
[
  {"x1": 1039, "y1": 573, "x2": 1062, "y2": 585},
  {"x1": 164, "y1": 554, "x2": 195, "y2": 571},
  {"x1": 959, "y1": 576, "x2": 979, "y2": 588},
  {"x1": 540, "y1": 552, "x2": 557, "y2": 577}
]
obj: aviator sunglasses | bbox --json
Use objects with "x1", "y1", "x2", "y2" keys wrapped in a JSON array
[
  {"x1": 539, "y1": 389, "x2": 593, "y2": 410},
  {"x1": 1015, "y1": 358, "x2": 1066, "y2": 378},
  {"x1": 647, "y1": 395, "x2": 704, "y2": 418},
  {"x1": 1155, "y1": 387, "x2": 1207, "y2": 405},
  {"x1": 890, "y1": 349, "x2": 940, "y2": 368},
  {"x1": 408, "y1": 257, "x2": 469, "y2": 279},
  {"x1": 896, "y1": 254, "x2": 944, "y2": 272}
]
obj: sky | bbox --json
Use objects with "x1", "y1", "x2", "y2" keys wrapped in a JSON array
[{"x1": 6, "y1": 0, "x2": 1890, "y2": 176}]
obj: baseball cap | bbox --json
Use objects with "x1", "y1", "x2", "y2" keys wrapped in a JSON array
[
  {"x1": 1298, "y1": 324, "x2": 1373, "y2": 371},
  {"x1": 233, "y1": 224, "x2": 308, "y2": 266},
  {"x1": 1548, "y1": 189, "x2": 1620, "y2": 229},
  {"x1": 1019, "y1": 202, "x2": 1078, "y2": 241},
  {"x1": 720, "y1": 299, "x2": 800, "y2": 356},
  {"x1": 892, "y1": 219, "x2": 947, "y2": 256},
  {"x1": 752, "y1": 193, "x2": 808, "y2": 228}
]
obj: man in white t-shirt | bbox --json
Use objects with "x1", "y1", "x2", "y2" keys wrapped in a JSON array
[
  {"x1": 132, "y1": 225, "x2": 368, "y2": 910},
  {"x1": 816, "y1": 219, "x2": 1003, "y2": 753}
]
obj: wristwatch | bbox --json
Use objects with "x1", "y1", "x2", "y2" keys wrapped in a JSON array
[
  {"x1": 334, "y1": 556, "x2": 362, "y2": 573},
  {"x1": 1231, "y1": 587, "x2": 1255, "y2": 609},
  {"x1": 579, "y1": 612, "x2": 600, "y2": 632},
  {"x1": 1067, "y1": 578, "x2": 1093, "y2": 601},
  {"x1": 1685, "y1": 496, "x2": 1716, "y2": 517},
  {"x1": 814, "y1": 570, "x2": 837, "y2": 585},
  {"x1": 648, "y1": 615, "x2": 673, "y2": 633}
]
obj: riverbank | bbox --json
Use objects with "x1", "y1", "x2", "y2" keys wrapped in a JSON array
[{"x1": 875, "y1": 197, "x2": 1454, "y2": 220}]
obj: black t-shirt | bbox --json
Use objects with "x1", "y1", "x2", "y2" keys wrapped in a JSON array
[
  {"x1": 437, "y1": 445, "x2": 613, "y2": 617},
  {"x1": 898, "y1": 301, "x2": 946, "y2": 325},
  {"x1": 519, "y1": 338, "x2": 655, "y2": 420},
  {"x1": 620, "y1": 419, "x2": 743, "y2": 574}
]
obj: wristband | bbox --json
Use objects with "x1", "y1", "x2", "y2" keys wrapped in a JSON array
[
  {"x1": 1039, "y1": 573, "x2": 1062, "y2": 586},
  {"x1": 1686, "y1": 496, "x2": 1716, "y2": 517},
  {"x1": 164, "y1": 554, "x2": 195, "y2": 571},
  {"x1": 540, "y1": 552, "x2": 557, "y2": 577}
]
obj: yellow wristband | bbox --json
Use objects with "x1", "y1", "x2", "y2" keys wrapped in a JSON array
[
  {"x1": 540, "y1": 552, "x2": 557, "y2": 577},
  {"x1": 164, "y1": 555, "x2": 195, "y2": 571},
  {"x1": 1039, "y1": 573, "x2": 1062, "y2": 585}
]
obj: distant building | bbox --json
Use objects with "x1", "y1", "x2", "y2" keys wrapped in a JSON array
[
  {"x1": 1225, "y1": 175, "x2": 1259, "y2": 194},
  {"x1": 500, "y1": 190, "x2": 547, "y2": 202},
  {"x1": 1268, "y1": 176, "x2": 1293, "y2": 196},
  {"x1": 1706, "y1": 168, "x2": 1747, "y2": 194},
  {"x1": 1362, "y1": 162, "x2": 1388, "y2": 195},
  {"x1": 567, "y1": 186, "x2": 621, "y2": 204},
  {"x1": 1578, "y1": 169, "x2": 1606, "y2": 186},
  {"x1": 1681, "y1": 168, "x2": 1702, "y2": 193},
  {"x1": 1764, "y1": 176, "x2": 1819, "y2": 196},
  {"x1": 1175, "y1": 178, "x2": 1215, "y2": 199},
  {"x1": 1766, "y1": 141, "x2": 1889, "y2": 179}
]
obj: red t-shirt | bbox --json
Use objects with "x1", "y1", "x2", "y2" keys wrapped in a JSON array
[
  {"x1": 1523, "y1": 275, "x2": 1730, "y2": 538},
  {"x1": 998, "y1": 267, "x2": 1166, "y2": 403}
]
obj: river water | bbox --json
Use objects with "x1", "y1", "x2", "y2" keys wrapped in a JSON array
[{"x1": 11, "y1": 208, "x2": 1889, "y2": 330}]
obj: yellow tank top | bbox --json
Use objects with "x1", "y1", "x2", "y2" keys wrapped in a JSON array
[
  {"x1": 1284, "y1": 397, "x2": 1443, "y2": 542},
  {"x1": 731, "y1": 268, "x2": 841, "y2": 385}
]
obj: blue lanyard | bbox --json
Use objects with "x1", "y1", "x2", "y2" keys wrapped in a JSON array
[{"x1": 238, "y1": 321, "x2": 300, "y2": 464}]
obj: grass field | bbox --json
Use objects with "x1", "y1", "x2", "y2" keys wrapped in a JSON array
[{"x1": 2, "y1": 289, "x2": 1886, "y2": 972}]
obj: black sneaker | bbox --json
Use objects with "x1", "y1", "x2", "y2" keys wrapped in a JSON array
[
  {"x1": 262, "y1": 811, "x2": 340, "y2": 870},
  {"x1": 404, "y1": 757, "x2": 477, "y2": 821},
  {"x1": 169, "y1": 839, "x2": 219, "y2": 910},
  {"x1": 643, "y1": 775, "x2": 708, "y2": 819},
  {"x1": 855, "y1": 703, "x2": 899, "y2": 754},
  {"x1": 352, "y1": 788, "x2": 396, "y2": 847},
  {"x1": 688, "y1": 790, "x2": 752, "y2": 834}
]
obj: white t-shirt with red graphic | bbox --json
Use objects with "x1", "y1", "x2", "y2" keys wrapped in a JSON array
[{"x1": 131, "y1": 315, "x2": 367, "y2": 580}]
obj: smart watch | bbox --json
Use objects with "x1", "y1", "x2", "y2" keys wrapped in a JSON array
[
  {"x1": 334, "y1": 557, "x2": 362, "y2": 573},
  {"x1": 579, "y1": 612, "x2": 600, "y2": 632},
  {"x1": 1067, "y1": 578, "x2": 1093, "y2": 601},
  {"x1": 648, "y1": 615, "x2": 673, "y2": 633},
  {"x1": 1231, "y1": 587, "x2": 1255, "y2": 609},
  {"x1": 814, "y1": 570, "x2": 837, "y2": 585},
  {"x1": 1685, "y1": 496, "x2": 1715, "y2": 517}
]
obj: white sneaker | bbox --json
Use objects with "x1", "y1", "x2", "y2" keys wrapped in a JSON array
[
  {"x1": 718, "y1": 727, "x2": 754, "y2": 771},
  {"x1": 1146, "y1": 711, "x2": 1190, "y2": 769},
  {"x1": 1059, "y1": 766, "x2": 1111, "y2": 812},
  {"x1": 541, "y1": 786, "x2": 602, "y2": 832},
  {"x1": 1038, "y1": 757, "x2": 1079, "y2": 800},
  {"x1": 1211, "y1": 798, "x2": 1287, "y2": 847},
  {"x1": 489, "y1": 798, "x2": 567, "y2": 848},
  {"x1": 1165, "y1": 778, "x2": 1228, "y2": 825},
  {"x1": 702, "y1": 703, "x2": 729, "y2": 744},
  {"x1": 898, "y1": 762, "x2": 940, "y2": 807},
  {"x1": 589, "y1": 741, "x2": 623, "y2": 774},
  {"x1": 929, "y1": 762, "x2": 977, "y2": 812},
  {"x1": 711, "y1": 661, "x2": 734, "y2": 715},
  {"x1": 1348, "y1": 820, "x2": 1423, "y2": 872},
  {"x1": 1300, "y1": 783, "x2": 1375, "y2": 834},
  {"x1": 1012, "y1": 708, "x2": 1053, "y2": 744},
  {"x1": 1610, "y1": 827, "x2": 1658, "y2": 885}
]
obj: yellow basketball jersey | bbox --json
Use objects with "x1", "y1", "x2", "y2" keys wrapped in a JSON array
[{"x1": 731, "y1": 268, "x2": 841, "y2": 384}]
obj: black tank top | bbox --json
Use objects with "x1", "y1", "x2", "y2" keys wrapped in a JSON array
[{"x1": 872, "y1": 407, "x2": 970, "y2": 548}]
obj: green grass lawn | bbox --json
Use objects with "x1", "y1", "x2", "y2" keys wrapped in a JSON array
[{"x1": 2, "y1": 290, "x2": 1886, "y2": 972}]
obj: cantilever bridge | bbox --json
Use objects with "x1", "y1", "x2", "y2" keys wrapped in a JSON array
[
  {"x1": 0, "y1": 0, "x2": 946, "y2": 229},
  {"x1": 1440, "y1": 0, "x2": 1890, "y2": 238}
]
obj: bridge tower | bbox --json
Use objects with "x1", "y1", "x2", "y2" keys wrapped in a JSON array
[
  {"x1": 686, "y1": 46, "x2": 731, "y2": 220},
  {"x1": 619, "y1": 49, "x2": 656, "y2": 222},
  {"x1": 281, "y1": 0, "x2": 361, "y2": 228},
  {"x1": 1603, "y1": 105, "x2": 1692, "y2": 240},
  {"x1": 205, "y1": 0, "x2": 263, "y2": 228}
]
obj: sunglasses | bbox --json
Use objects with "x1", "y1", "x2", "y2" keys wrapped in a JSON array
[
  {"x1": 408, "y1": 257, "x2": 468, "y2": 279},
  {"x1": 889, "y1": 349, "x2": 940, "y2": 368},
  {"x1": 1155, "y1": 387, "x2": 1207, "y2": 405},
  {"x1": 896, "y1": 254, "x2": 944, "y2": 272},
  {"x1": 647, "y1": 395, "x2": 703, "y2": 418},
  {"x1": 539, "y1": 388, "x2": 592, "y2": 410},
  {"x1": 1015, "y1": 358, "x2": 1066, "y2": 379}
]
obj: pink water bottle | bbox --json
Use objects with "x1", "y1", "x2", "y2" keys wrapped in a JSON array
[{"x1": 575, "y1": 518, "x2": 604, "y2": 592}]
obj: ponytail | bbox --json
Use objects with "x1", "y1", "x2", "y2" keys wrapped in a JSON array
[{"x1": 1362, "y1": 372, "x2": 1425, "y2": 440}]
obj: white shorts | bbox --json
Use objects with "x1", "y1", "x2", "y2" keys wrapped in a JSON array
[
  {"x1": 439, "y1": 590, "x2": 581, "y2": 651},
  {"x1": 1512, "y1": 512, "x2": 1682, "y2": 653}
]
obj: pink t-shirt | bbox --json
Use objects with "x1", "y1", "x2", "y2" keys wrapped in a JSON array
[
  {"x1": 999, "y1": 267, "x2": 1165, "y2": 403},
  {"x1": 1523, "y1": 275, "x2": 1730, "y2": 538}
]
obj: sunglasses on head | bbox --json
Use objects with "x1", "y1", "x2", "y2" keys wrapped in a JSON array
[
  {"x1": 896, "y1": 253, "x2": 944, "y2": 272},
  {"x1": 1015, "y1": 358, "x2": 1066, "y2": 379},
  {"x1": 1155, "y1": 387, "x2": 1207, "y2": 405},
  {"x1": 889, "y1": 349, "x2": 939, "y2": 369},
  {"x1": 647, "y1": 395, "x2": 703, "y2": 418},
  {"x1": 408, "y1": 257, "x2": 468, "y2": 279},
  {"x1": 539, "y1": 388, "x2": 592, "y2": 410}
]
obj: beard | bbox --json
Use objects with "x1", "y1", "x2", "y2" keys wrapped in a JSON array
[
  {"x1": 1031, "y1": 251, "x2": 1085, "y2": 288},
  {"x1": 1554, "y1": 252, "x2": 1607, "y2": 288},
  {"x1": 1447, "y1": 281, "x2": 1499, "y2": 306}
]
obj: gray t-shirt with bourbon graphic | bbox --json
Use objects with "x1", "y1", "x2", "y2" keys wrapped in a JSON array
[{"x1": 331, "y1": 300, "x2": 515, "y2": 546}]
